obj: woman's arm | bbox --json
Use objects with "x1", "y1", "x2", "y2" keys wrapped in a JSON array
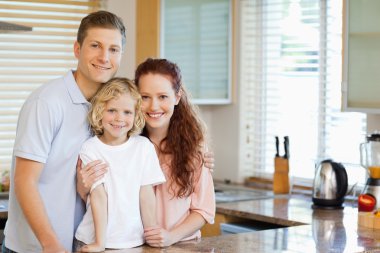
[{"x1": 144, "y1": 211, "x2": 205, "y2": 247}]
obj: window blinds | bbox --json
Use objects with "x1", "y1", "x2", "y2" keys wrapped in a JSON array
[
  {"x1": 240, "y1": 0, "x2": 366, "y2": 184},
  {"x1": 0, "y1": 0, "x2": 101, "y2": 171}
]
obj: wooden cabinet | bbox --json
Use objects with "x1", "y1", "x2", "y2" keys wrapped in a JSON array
[
  {"x1": 342, "y1": 0, "x2": 380, "y2": 112},
  {"x1": 201, "y1": 213, "x2": 246, "y2": 237}
]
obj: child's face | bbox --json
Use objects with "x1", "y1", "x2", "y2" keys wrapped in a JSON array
[
  {"x1": 138, "y1": 73, "x2": 181, "y2": 134},
  {"x1": 100, "y1": 93, "x2": 136, "y2": 145}
]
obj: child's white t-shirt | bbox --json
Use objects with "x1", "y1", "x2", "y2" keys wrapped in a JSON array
[{"x1": 75, "y1": 135, "x2": 165, "y2": 249}]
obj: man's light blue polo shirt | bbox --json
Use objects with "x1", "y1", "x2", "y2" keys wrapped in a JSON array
[{"x1": 4, "y1": 71, "x2": 91, "y2": 252}]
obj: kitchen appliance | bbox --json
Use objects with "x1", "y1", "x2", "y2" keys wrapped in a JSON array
[
  {"x1": 360, "y1": 133, "x2": 380, "y2": 209},
  {"x1": 312, "y1": 159, "x2": 348, "y2": 209}
]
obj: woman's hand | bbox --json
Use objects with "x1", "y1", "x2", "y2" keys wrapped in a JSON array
[
  {"x1": 144, "y1": 226, "x2": 174, "y2": 248},
  {"x1": 76, "y1": 158, "x2": 108, "y2": 201},
  {"x1": 203, "y1": 151, "x2": 215, "y2": 172}
]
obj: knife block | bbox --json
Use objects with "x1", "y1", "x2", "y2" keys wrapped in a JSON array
[{"x1": 273, "y1": 157, "x2": 290, "y2": 194}]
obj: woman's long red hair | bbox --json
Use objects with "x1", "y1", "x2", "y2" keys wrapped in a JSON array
[{"x1": 135, "y1": 58, "x2": 206, "y2": 198}]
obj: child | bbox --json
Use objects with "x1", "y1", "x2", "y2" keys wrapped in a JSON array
[
  {"x1": 74, "y1": 77, "x2": 165, "y2": 252},
  {"x1": 134, "y1": 58, "x2": 216, "y2": 247}
]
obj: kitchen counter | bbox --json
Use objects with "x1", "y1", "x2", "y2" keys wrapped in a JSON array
[
  {"x1": 77, "y1": 194, "x2": 379, "y2": 253},
  {"x1": 1, "y1": 191, "x2": 379, "y2": 252}
]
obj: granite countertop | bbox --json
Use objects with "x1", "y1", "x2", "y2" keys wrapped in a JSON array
[
  {"x1": 84, "y1": 194, "x2": 379, "y2": 253},
  {"x1": 2, "y1": 190, "x2": 379, "y2": 252}
]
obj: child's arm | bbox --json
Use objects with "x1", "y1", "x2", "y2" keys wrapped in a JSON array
[
  {"x1": 140, "y1": 185, "x2": 158, "y2": 229},
  {"x1": 80, "y1": 184, "x2": 107, "y2": 252}
]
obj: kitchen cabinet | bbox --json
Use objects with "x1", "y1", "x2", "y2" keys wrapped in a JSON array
[
  {"x1": 161, "y1": 0, "x2": 232, "y2": 104},
  {"x1": 342, "y1": 0, "x2": 380, "y2": 112}
]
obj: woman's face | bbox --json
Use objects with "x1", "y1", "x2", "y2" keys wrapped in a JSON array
[{"x1": 138, "y1": 73, "x2": 181, "y2": 134}]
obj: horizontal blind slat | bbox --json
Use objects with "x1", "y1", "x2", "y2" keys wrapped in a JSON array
[
  {"x1": 0, "y1": 12, "x2": 84, "y2": 21},
  {"x1": 4, "y1": 22, "x2": 80, "y2": 29},
  {"x1": 2, "y1": 0, "x2": 100, "y2": 7},
  {"x1": 0, "y1": 3, "x2": 90, "y2": 13}
]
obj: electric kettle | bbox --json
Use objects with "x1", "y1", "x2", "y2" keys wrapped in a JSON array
[{"x1": 312, "y1": 159, "x2": 348, "y2": 209}]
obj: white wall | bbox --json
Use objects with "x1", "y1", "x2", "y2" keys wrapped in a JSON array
[
  {"x1": 107, "y1": 0, "x2": 243, "y2": 183},
  {"x1": 201, "y1": 105, "x2": 241, "y2": 183},
  {"x1": 367, "y1": 115, "x2": 380, "y2": 133},
  {"x1": 106, "y1": 0, "x2": 136, "y2": 79}
]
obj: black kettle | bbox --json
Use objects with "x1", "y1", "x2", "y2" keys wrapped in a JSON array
[{"x1": 312, "y1": 159, "x2": 348, "y2": 209}]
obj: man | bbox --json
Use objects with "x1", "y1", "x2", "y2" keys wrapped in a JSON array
[{"x1": 3, "y1": 11, "x2": 126, "y2": 253}]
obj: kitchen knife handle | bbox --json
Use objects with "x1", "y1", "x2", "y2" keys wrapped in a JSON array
[
  {"x1": 284, "y1": 136, "x2": 289, "y2": 159},
  {"x1": 275, "y1": 136, "x2": 279, "y2": 157}
]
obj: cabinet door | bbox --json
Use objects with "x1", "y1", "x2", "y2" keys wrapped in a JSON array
[
  {"x1": 342, "y1": 0, "x2": 380, "y2": 112},
  {"x1": 161, "y1": 0, "x2": 232, "y2": 104}
]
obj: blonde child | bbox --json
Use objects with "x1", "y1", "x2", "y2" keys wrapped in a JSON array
[
  {"x1": 135, "y1": 58, "x2": 216, "y2": 247},
  {"x1": 74, "y1": 77, "x2": 165, "y2": 252}
]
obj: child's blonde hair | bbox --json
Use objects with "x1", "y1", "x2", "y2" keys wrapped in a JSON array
[{"x1": 88, "y1": 77, "x2": 145, "y2": 138}]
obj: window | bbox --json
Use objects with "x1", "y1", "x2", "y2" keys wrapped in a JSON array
[
  {"x1": 161, "y1": 0, "x2": 232, "y2": 104},
  {"x1": 0, "y1": 0, "x2": 101, "y2": 172},
  {"x1": 240, "y1": 0, "x2": 366, "y2": 185}
]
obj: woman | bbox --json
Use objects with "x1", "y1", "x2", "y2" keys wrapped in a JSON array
[{"x1": 135, "y1": 58, "x2": 215, "y2": 247}]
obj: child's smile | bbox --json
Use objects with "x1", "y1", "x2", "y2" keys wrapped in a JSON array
[{"x1": 100, "y1": 93, "x2": 136, "y2": 146}]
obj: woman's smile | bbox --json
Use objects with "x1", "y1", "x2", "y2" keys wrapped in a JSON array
[
  {"x1": 138, "y1": 73, "x2": 181, "y2": 134},
  {"x1": 146, "y1": 112, "x2": 165, "y2": 119}
]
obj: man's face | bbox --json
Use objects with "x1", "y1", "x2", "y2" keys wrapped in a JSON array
[{"x1": 74, "y1": 27, "x2": 123, "y2": 86}]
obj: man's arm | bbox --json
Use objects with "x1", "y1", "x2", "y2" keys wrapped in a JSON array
[
  {"x1": 14, "y1": 157, "x2": 67, "y2": 253},
  {"x1": 203, "y1": 151, "x2": 215, "y2": 171},
  {"x1": 76, "y1": 158, "x2": 108, "y2": 201},
  {"x1": 140, "y1": 185, "x2": 157, "y2": 229}
]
